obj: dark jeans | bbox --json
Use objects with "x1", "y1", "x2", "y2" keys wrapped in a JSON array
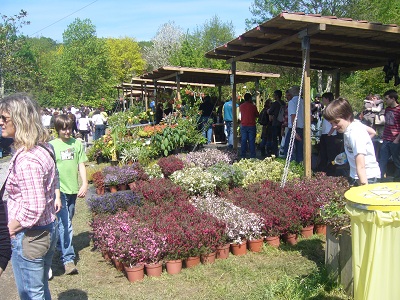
[
  {"x1": 379, "y1": 140, "x2": 400, "y2": 179},
  {"x1": 240, "y1": 125, "x2": 257, "y2": 158},
  {"x1": 283, "y1": 128, "x2": 304, "y2": 163},
  {"x1": 317, "y1": 134, "x2": 341, "y2": 176}
]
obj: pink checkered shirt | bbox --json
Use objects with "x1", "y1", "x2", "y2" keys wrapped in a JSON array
[{"x1": 6, "y1": 144, "x2": 58, "y2": 228}]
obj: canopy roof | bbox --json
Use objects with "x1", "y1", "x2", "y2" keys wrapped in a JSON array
[
  {"x1": 205, "y1": 12, "x2": 400, "y2": 71},
  {"x1": 141, "y1": 66, "x2": 279, "y2": 86}
]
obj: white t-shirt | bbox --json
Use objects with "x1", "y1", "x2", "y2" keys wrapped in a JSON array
[
  {"x1": 344, "y1": 120, "x2": 380, "y2": 179},
  {"x1": 288, "y1": 96, "x2": 304, "y2": 129},
  {"x1": 92, "y1": 113, "x2": 106, "y2": 126},
  {"x1": 78, "y1": 117, "x2": 91, "y2": 131}
]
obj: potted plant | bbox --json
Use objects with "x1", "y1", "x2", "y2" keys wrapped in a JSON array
[{"x1": 92, "y1": 171, "x2": 105, "y2": 195}]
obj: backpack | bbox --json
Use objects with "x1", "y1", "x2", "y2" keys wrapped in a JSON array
[
  {"x1": 276, "y1": 102, "x2": 285, "y2": 123},
  {"x1": 258, "y1": 108, "x2": 269, "y2": 125}
]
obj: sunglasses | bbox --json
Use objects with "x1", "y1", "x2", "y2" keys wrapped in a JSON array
[{"x1": 0, "y1": 115, "x2": 11, "y2": 123}]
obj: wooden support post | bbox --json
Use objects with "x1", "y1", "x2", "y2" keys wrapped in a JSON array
[
  {"x1": 302, "y1": 36, "x2": 312, "y2": 178},
  {"x1": 231, "y1": 61, "x2": 238, "y2": 149},
  {"x1": 176, "y1": 74, "x2": 181, "y2": 107}
]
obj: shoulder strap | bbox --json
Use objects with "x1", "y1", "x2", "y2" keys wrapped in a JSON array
[{"x1": 37, "y1": 143, "x2": 56, "y2": 163}]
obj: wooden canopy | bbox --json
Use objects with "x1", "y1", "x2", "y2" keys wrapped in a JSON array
[
  {"x1": 141, "y1": 66, "x2": 280, "y2": 86},
  {"x1": 205, "y1": 11, "x2": 400, "y2": 72}
]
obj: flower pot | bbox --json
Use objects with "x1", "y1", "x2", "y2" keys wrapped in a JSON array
[
  {"x1": 283, "y1": 233, "x2": 298, "y2": 245},
  {"x1": 301, "y1": 225, "x2": 314, "y2": 239},
  {"x1": 265, "y1": 236, "x2": 280, "y2": 248},
  {"x1": 113, "y1": 258, "x2": 124, "y2": 272},
  {"x1": 216, "y1": 244, "x2": 230, "y2": 259},
  {"x1": 165, "y1": 259, "x2": 182, "y2": 275},
  {"x1": 102, "y1": 251, "x2": 111, "y2": 261},
  {"x1": 118, "y1": 184, "x2": 127, "y2": 191},
  {"x1": 110, "y1": 160, "x2": 119, "y2": 166},
  {"x1": 96, "y1": 186, "x2": 105, "y2": 195},
  {"x1": 247, "y1": 238, "x2": 264, "y2": 252},
  {"x1": 109, "y1": 185, "x2": 118, "y2": 193},
  {"x1": 145, "y1": 262, "x2": 163, "y2": 277},
  {"x1": 184, "y1": 256, "x2": 200, "y2": 268},
  {"x1": 231, "y1": 240, "x2": 247, "y2": 256},
  {"x1": 124, "y1": 264, "x2": 144, "y2": 283},
  {"x1": 201, "y1": 252, "x2": 216, "y2": 264},
  {"x1": 314, "y1": 224, "x2": 327, "y2": 235}
]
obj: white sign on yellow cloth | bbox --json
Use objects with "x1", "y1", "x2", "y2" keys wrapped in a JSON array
[{"x1": 345, "y1": 183, "x2": 400, "y2": 300}]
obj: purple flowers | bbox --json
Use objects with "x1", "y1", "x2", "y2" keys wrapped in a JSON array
[{"x1": 87, "y1": 190, "x2": 142, "y2": 214}]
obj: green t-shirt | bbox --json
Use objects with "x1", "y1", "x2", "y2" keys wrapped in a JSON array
[{"x1": 49, "y1": 138, "x2": 88, "y2": 194}]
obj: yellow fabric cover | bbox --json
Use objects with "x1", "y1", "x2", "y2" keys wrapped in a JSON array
[{"x1": 346, "y1": 183, "x2": 400, "y2": 300}]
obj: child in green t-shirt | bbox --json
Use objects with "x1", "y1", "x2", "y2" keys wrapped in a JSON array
[{"x1": 49, "y1": 114, "x2": 88, "y2": 276}]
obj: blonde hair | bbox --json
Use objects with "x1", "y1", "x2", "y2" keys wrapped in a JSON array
[{"x1": 0, "y1": 93, "x2": 49, "y2": 150}]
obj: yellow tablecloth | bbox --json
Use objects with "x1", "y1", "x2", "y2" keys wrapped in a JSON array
[{"x1": 345, "y1": 183, "x2": 400, "y2": 300}]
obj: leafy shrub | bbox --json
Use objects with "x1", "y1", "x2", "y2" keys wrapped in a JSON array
[
  {"x1": 170, "y1": 167, "x2": 218, "y2": 195},
  {"x1": 183, "y1": 148, "x2": 235, "y2": 169},
  {"x1": 233, "y1": 157, "x2": 301, "y2": 187},
  {"x1": 87, "y1": 190, "x2": 142, "y2": 214},
  {"x1": 144, "y1": 162, "x2": 164, "y2": 179},
  {"x1": 157, "y1": 155, "x2": 185, "y2": 178},
  {"x1": 207, "y1": 162, "x2": 244, "y2": 191},
  {"x1": 130, "y1": 178, "x2": 189, "y2": 205}
]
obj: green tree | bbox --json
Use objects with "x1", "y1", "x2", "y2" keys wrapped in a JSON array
[
  {"x1": 49, "y1": 18, "x2": 112, "y2": 107},
  {"x1": 105, "y1": 37, "x2": 145, "y2": 84},
  {"x1": 0, "y1": 10, "x2": 31, "y2": 97},
  {"x1": 171, "y1": 15, "x2": 235, "y2": 70},
  {"x1": 245, "y1": 0, "x2": 356, "y2": 29}
]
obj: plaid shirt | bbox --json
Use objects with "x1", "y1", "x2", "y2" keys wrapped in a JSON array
[{"x1": 6, "y1": 144, "x2": 58, "y2": 228}]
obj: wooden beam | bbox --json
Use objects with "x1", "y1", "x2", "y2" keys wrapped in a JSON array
[{"x1": 228, "y1": 24, "x2": 326, "y2": 63}]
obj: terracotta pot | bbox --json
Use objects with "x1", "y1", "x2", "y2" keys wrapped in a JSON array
[
  {"x1": 282, "y1": 233, "x2": 298, "y2": 245},
  {"x1": 184, "y1": 256, "x2": 200, "y2": 268},
  {"x1": 216, "y1": 244, "x2": 230, "y2": 259},
  {"x1": 113, "y1": 258, "x2": 124, "y2": 272},
  {"x1": 145, "y1": 262, "x2": 163, "y2": 277},
  {"x1": 301, "y1": 225, "x2": 314, "y2": 239},
  {"x1": 265, "y1": 236, "x2": 280, "y2": 248},
  {"x1": 165, "y1": 259, "x2": 182, "y2": 275},
  {"x1": 124, "y1": 264, "x2": 144, "y2": 282},
  {"x1": 118, "y1": 184, "x2": 127, "y2": 191},
  {"x1": 201, "y1": 252, "x2": 216, "y2": 264},
  {"x1": 96, "y1": 186, "x2": 105, "y2": 195},
  {"x1": 102, "y1": 251, "x2": 111, "y2": 261},
  {"x1": 109, "y1": 185, "x2": 118, "y2": 193},
  {"x1": 247, "y1": 238, "x2": 263, "y2": 252},
  {"x1": 314, "y1": 224, "x2": 327, "y2": 235},
  {"x1": 230, "y1": 240, "x2": 247, "y2": 256}
]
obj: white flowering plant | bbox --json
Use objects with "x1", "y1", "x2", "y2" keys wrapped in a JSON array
[
  {"x1": 190, "y1": 194, "x2": 264, "y2": 244},
  {"x1": 170, "y1": 167, "x2": 219, "y2": 195}
]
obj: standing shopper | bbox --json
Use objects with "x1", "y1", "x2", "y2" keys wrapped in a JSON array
[
  {"x1": 239, "y1": 93, "x2": 259, "y2": 158},
  {"x1": 223, "y1": 98, "x2": 239, "y2": 149},
  {"x1": 91, "y1": 109, "x2": 107, "y2": 140},
  {"x1": 50, "y1": 115, "x2": 88, "y2": 275},
  {"x1": 0, "y1": 190, "x2": 11, "y2": 277},
  {"x1": 379, "y1": 90, "x2": 400, "y2": 180},
  {"x1": 324, "y1": 98, "x2": 380, "y2": 185},
  {"x1": 0, "y1": 93, "x2": 60, "y2": 299}
]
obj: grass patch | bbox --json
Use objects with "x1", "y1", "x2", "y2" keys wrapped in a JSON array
[{"x1": 49, "y1": 186, "x2": 351, "y2": 300}]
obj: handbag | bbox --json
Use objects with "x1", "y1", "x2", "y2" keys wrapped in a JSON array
[{"x1": 374, "y1": 112, "x2": 385, "y2": 125}]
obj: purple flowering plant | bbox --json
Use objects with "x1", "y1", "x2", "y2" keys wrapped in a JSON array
[{"x1": 86, "y1": 190, "x2": 142, "y2": 215}]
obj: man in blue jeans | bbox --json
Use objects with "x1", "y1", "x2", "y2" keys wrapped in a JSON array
[
  {"x1": 239, "y1": 93, "x2": 259, "y2": 158},
  {"x1": 50, "y1": 114, "x2": 88, "y2": 276},
  {"x1": 284, "y1": 86, "x2": 305, "y2": 163}
]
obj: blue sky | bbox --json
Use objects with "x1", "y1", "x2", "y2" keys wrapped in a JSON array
[{"x1": 2, "y1": 0, "x2": 255, "y2": 42}]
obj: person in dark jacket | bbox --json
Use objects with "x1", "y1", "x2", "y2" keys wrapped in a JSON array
[{"x1": 0, "y1": 197, "x2": 11, "y2": 276}]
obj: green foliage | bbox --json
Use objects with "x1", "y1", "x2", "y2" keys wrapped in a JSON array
[
  {"x1": 151, "y1": 125, "x2": 187, "y2": 156},
  {"x1": 105, "y1": 37, "x2": 145, "y2": 83},
  {"x1": 47, "y1": 18, "x2": 113, "y2": 107}
]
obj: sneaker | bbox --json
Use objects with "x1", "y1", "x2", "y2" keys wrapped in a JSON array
[
  {"x1": 64, "y1": 262, "x2": 78, "y2": 275},
  {"x1": 48, "y1": 267, "x2": 53, "y2": 280}
]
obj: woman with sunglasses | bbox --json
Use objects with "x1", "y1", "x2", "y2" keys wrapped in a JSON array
[{"x1": 0, "y1": 93, "x2": 61, "y2": 299}]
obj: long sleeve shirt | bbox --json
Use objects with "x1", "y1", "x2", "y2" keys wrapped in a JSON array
[{"x1": 6, "y1": 145, "x2": 58, "y2": 228}]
